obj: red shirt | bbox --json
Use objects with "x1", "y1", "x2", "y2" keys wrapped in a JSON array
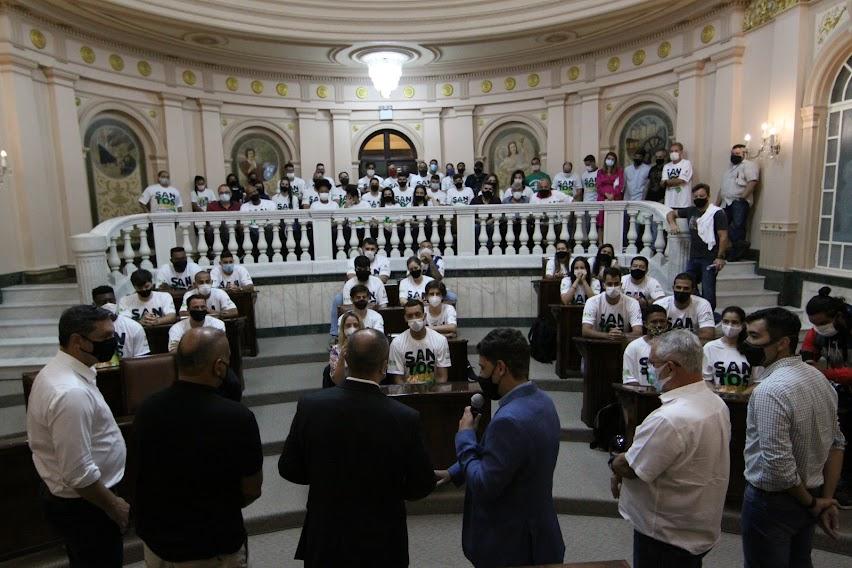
[
  {"x1": 207, "y1": 201, "x2": 241, "y2": 212},
  {"x1": 801, "y1": 328, "x2": 852, "y2": 384}
]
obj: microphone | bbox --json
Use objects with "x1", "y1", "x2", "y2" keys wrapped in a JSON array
[{"x1": 470, "y1": 393, "x2": 485, "y2": 417}]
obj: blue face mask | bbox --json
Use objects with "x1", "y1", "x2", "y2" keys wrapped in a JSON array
[
  {"x1": 446, "y1": 166, "x2": 455, "y2": 177},
  {"x1": 651, "y1": 362, "x2": 671, "y2": 393}
]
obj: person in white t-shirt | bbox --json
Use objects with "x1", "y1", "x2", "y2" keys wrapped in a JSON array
[
  {"x1": 330, "y1": 245, "x2": 390, "y2": 337},
  {"x1": 560, "y1": 257, "x2": 600, "y2": 305},
  {"x1": 621, "y1": 256, "x2": 665, "y2": 310},
  {"x1": 309, "y1": 179, "x2": 339, "y2": 210},
  {"x1": 210, "y1": 250, "x2": 254, "y2": 291},
  {"x1": 179, "y1": 271, "x2": 238, "y2": 317},
  {"x1": 702, "y1": 306, "x2": 762, "y2": 388},
  {"x1": 273, "y1": 178, "x2": 300, "y2": 210},
  {"x1": 393, "y1": 172, "x2": 414, "y2": 207},
  {"x1": 582, "y1": 267, "x2": 643, "y2": 340},
  {"x1": 340, "y1": 284, "x2": 385, "y2": 333},
  {"x1": 399, "y1": 256, "x2": 434, "y2": 303},
  {"x1": 119, "y1": 268, "x2": 177, "y2": 326},
  {"x1": 622, "y1": 305, "x2": 669, "y2": 386},
  {"x1": 446, "y1": 174, "x2": 475, "y2": 205},
  {"x1": 427, "y1": 175, "x2": 447, "y2": 206},
  {"x1": 190, "y1": 176, "x2": 216, "y2": 212},
  {"x1": 361, "y1": 178, "x2": 383, "y2": 209},
  {"x1": 545, "y1": 240, "x2": 572, "y2": 279},
  {"x1": 341, "y1": 256, "x2": 388, "y2": 308},
  {"x1": 381, "y1": 188, "x2": 401, "y2": 208},
  {"x1": 92, "y1": 286, "x2": 151, "y2": 362},
  {"x1": 388, "y1": 300, "x2": 452, "y2": 385},
  {"x1": 308, "y1": 163, "x2": 337, "y2": 192},
  {"x1": 553, "y1": 162, "x2": 582, "y2": 201},
  {"x1": 283, "y1": 162, "x2": 307, "y2": 199},
  {"x1": 156, "y1": 247, "x2": 201, "y2": 290},
  {"x1": 357, "y1": 161, "x2": 384, "y2": 192},
  {"x1": 441, "y1": 163, "x2": 457, "y2": 192},
  {"x1": 240, "y1": 184, "x2": 276, "y2": 212},
  {"x1": 139, "y1": 170, "x2": 183, "y2": 213},
  {"x1": 654, "y1": 273, "x2": 715, "y2": 342},
  {"x1": 408, "y1": 161, "x2": 431, "y2": 191},
  {"x1": 424, "y1": 280, "x2": 457, "y2": 338},
  {"x1": 661, "y1": 142, "x2": 693, "y2": 209},
  {"x1": 529, "y1": 178, "x2": 567, "y2": 204},
  {"x1": 580, "y1": 155, "x2": 598, "y2": 203},
  {"x1": 502, "y1": 170, "x2": 535, "y2": 202},
  {"x1": 380, "y1": 164, "x2": 400, "y2": 191},
  {"x1": 167, "y1": 295, "x2": 226, "y2": 351},
  {"x1": 343, "y1": 185, "x2": 372, "y2": 211}
]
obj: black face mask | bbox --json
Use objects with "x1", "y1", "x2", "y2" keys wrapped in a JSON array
[
  {"x1": 693, "y1": 198, "x2": 708, "y2": 209},
  {"x1": 538, "y1": 190, "x2": 551, "y2": 197},
  {"x1": 598, "y1": 254, "x2": 612, "y2": 266},
  {"x1": 477, "y1": 371, "x2": 502, "y2": 401},
  {"x1": 555, "y1": 251, "x2": 569, "y2": 261},
  {"x1": 383, "y1": 197, "x2": 395, "y2": 204},
  {"x1": 674, "y1": 290, "x2": 692, "y2": 304},
  {"x1": 83, "y1": 335, "x2": 117, "y2": 363},
  {"x1": 410, "y1": 269, "x2": 422, "y2": 279},
  {"x1": 189, "y1": 309, "x2": 207, "y2": 322},
  {"x1": 138, "y1": 288, "x2": 152, "y2": 298},
  {"x1": 633, "y1": 159, "x2": 642, "y2": 167},
  {"x1": 458, "y1": 169, "x2": 465, "y2": 176},
  {"x1": 418, "y1": 168, "x2": 427, "y2": 175},
  {"x1": 741, "y1": 340, "x2": 767, "y2": 367},
  {"x1": 279, "y1": 184, "x2": 289, "y2": 193},
  {"x1": 730, "y1": 154, "x2": 744, "y2": 165},
  {"x1": 631, "y1": 268, "x2": 646, "y2": 281},
  {"x1": 370, "y1": 185, "x2": 380, "y2": 192},
  {"x1": 353, "y1": 299, "x2": 369, "y2": 310},
  {"x1": 173, "y1": 260, "x2": 188, "y2": 272},
  {"x1": 482, "y1": 191, "x2": 493, "y2": 199},
  {"x1": 474, "y1": 167, "x2": 483, "y2": 174},
  {"x1": 340, "y1": 178, "x2": 349, "y2": 185},
  {"x1": 414, "y1": 196, "x2": 426, "y2": 205},
  {"x1": 655, "y1": 158, "x2": 665, "y2": 166}
]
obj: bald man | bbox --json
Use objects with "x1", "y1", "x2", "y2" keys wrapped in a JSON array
[
  {"x1": 279, "y1": 329, "x2": 436, "y2": 567},
  {"x1": 134, "y1": 328, "x2": 263, "y2": 567}
]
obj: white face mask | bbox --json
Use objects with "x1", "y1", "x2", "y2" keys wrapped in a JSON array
[
  {"x1": 220, "y1": 192, "x2": 231, "y2": 203},
  {"x1": 605, "y1": 158, "x2": 615, "y2": 167},
  {"x1": 366, "y1": 169, "x2": 375, "y2": 177},
  {"x1": 319, "y1": 193, "x2": 330, "y2": 202},
  {"x1": 652, "y1": 362, "x2": 672, "y2": 393},
  {"x1": 512, "y1": 190, "x2": 523, "y2": 200},
  {"x1": 531, "y1": 164, "x2": 541, "y2": 172},
  {"x1": 721, "y1": 323, "x2": 742, "y2": 338},
  {"x1": 344, "y1": 326, "x2": 358, "y2": 337},
  {"x1": 427, "y1": 295, "x2": 442, "y2": 307},
  {"x1": 430, "y1": 182, "x2": 440, "y2": 190},
  {"x1": 159, "y1": 176, "x2": 170, "y2": 186},
  {"x1": 605, "y1": 285, "x2": 621, "y2": 299},
  {"x1": 586, "y1": 165, "x2": 594, "y2": 172},
  {"x1": 198, "y1": 284, "x2": 212, "y2": 296},
  {"x1": 408, "y1": 318, "x2": 426, "y2": 332},
  {"x1": 670, "y1": 151, "x2": 680, "y2": 161},
  {"x1": 100, "y1": 302, "x2": 117, "y2": 314},
  {"x1": 815, "y1": 322, "x2": 838, "y2": 337},
  {"x1": 364, "y1": 250, "x2": 376, "y2": 261},
  {"x1": 286, "y1": 172, "x2": 295, "y2": 180}
]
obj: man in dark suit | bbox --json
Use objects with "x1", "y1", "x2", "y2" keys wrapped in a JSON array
[
  {"x1": 278, "y1": 328, "x2": 436, "y2": 567},
  {"x1": 436, "y1": 328, "x2": 565, "y2": 568}
]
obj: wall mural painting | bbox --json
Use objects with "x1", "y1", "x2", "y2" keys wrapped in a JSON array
[
  {"x1": 486, "y1": 124, "x2": 541, "y2": 189},
  {"x1": 231, "y1": 131, "x2": 288, "y2": 195},
  {"x1": 84, "y1": 117, "x2": 148, "y2": 224},
  {"x1": 618, "y1": 107, "x2": 673, "y2": 165}
]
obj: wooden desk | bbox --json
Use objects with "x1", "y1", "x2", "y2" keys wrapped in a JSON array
[
  {"x1": 447, "y1": 338, "x2": 470, "y2": 382},
  {"x1": 573, "y1": 338, "x2": 626, "y2": 427},
  {"x1": 550, "y1": 304, "x2": 584, "y2": 377},
  {"x1": 167, "y1": 289, "x2": 258, "y2": 356},
  {"x1": 23, "y1": 365, "x2": 122, "y2": 416},
  {"x1": 382, "y1": 382, "x2": 490, "y2": 469},
  {"x1": 533, "y1": 278, "x2": 562, "y2": 320},
  {"x1": 612, "y1": 383, "x2": 749, "y2": 504},
  {"x1": 378, "y1": 306, "x2": 406, "y2": 335},
  {"x1": 142, "y1": 316, "x2": 245, "y2": 380},
  {"x1": 386, "y1": 283, "x2": 400, "y2": 307}
]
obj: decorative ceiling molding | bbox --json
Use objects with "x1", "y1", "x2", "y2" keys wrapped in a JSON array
[{"x1": 742, "y1": 0, "x2": 802, "y2": 32}]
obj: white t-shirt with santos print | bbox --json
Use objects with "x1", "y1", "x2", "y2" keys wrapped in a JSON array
[
  {"x1": 702, "y1": 339, "x2": 763, "y2": 388},
  {"x1": 388, "y1": 327, "x2": 451, "y2": 385},
  {"x1": 399, "y1": 275, "x2": 434, "y2": 303},
  {"x1": 118, "y1": 291, "x2": 176, "y2": 322},
  {"x1": 560, "y1": 277, "x2": 601, "y2": 304},
  {"x1": 623, "y1": 336, "x2": 654, "y2": 387},
  {"x1": 190, "y1": 188, "x2": 216, "y2": 211},
  {"x1": 211, "y1": 264, "x2": 253, "y2": 288},
  {"x1": 621, "y1": 275, "x2": 666, "y2": 303},
  {"x1": 654, "y1": 295, "x2": 715, "y2": 333},
  {"x1": 582, "y1": 293, "x2": 643, "y2": 332},
  {"x1": 155, "y1": 261, "x2": 202, "y2": 290},
  {"x1": 139, "y1": 184, "x2": 183, "y2": 212},
  {"x1": 662, "y1": 159, "x2": 694, "y2": 209},
  {"x1": 446, "y1": 186, "x2": 475, "y2": 206}
]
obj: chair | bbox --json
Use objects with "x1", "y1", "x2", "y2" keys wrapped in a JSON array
[
  {"x1": 378, "y1": 307, "x2": 407, "y2": 335},
  {"x1": 447, "y1": 338, "x2": 471, "y2": 382},
  {"x1": 386, "y1": 282, "x2": 400, "y2": 307},
  {"x1": 120, "y1": 352, "x2": 178, "y2": 415}
]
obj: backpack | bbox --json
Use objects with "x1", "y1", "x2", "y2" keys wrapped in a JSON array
[
  {"x1": 590, "y1": 402, "x2": 626, "y2": 452},
  {"x1": 528, "y1": 314, "x2": 557, "y2": 363}
]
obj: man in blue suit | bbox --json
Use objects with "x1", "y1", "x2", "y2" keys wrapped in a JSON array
[{"x1": 436, "y1": 328, "x2": 565, "y2": 567}]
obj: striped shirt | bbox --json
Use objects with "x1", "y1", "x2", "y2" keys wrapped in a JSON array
[{"x1": 744, "y1": 356, "x2": 846, "y2": 491}]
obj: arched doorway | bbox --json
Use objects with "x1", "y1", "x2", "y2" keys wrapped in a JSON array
[
  {"x1": 618, "y1": 107, "x2": 673, "y2": 165},
  {"x1": 230, "y1": 128, "x2": 290, "y2": 197},
  {"x1": 816, "y1": 55, "x2": 852, "y2": 270},
  {"x1": 358, "y1": 129, "x2": 417, "y2": 177}
]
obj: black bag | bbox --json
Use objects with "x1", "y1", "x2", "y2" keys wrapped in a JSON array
[
  {"x1": 590, "y1": 402, "x2": 626, "y2": 452},
  {"x1": 528, "y1": 314, "x2": 557, "y2": 363}
]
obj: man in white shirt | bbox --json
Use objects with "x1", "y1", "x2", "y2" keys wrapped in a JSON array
[
  {"x1": 717, "y1": 144, "x2": 759, "y2": 261},
  {"x1": 283, "y1": 162, "x2": 307, "y2": 198},
  {"x1": 357, "y1": 161, "x2": 383, "y2": 192},
  {"x1": 309, "y1": 163, "x2": 337, "y2": 192},
  {"x1": 119, "y1": 269, "x2": 178, "y2": 326},
  {"x1": 408, "y1": 161, "x2": 431, "y2": 190},
  {"x1": 240, "y1": 184, "x2": 276, "y2": 213},
  {"x1": 399, "y1": 257, "x2": 435, "y2": 303},
  {"x1": 552, "y1": 161, "x2": 582, "y2": 201},
  {"x1": 654, "y1": 273, "x2": 715, "y2": 342},
  {"x1": 27, "y1": 305, "x2": 130, "y2": 566},
  {"x1": 623, "y1": 150, "x2": 651, "y2": 202},
  {"x1": 621, "y1": 255, "x2": 665, "y2": 310},
  {"x1": 190, "y1": 176, "x2": 216, "y2": 212},
  {"x1": 340, "y1": 284, "x2": 385, "y2": 333},
  {"x1": 393, "y1": 171, "x2": 414, "y2": 207},
  {"x1": 179, "y1": 271, "x2": 238, "y2": 318},
  {"x1": 388, "y1": 299, "x2": 451, "y2": 385},
  {"x1": 341, "y1": 255, "x2": 388, "y2": 308},
  {"x1": 661, "y1": 142, "x2": 693, "y2": 209},
  {"x1": 139, "y1": 169, "x2": 183, "y2": 213},
  {"x1": 92, "y1": 286, "x2": 151, "y2": 361},
  {"x1": 581, "y1": 267, "x2": 643, "y2": 340},
  {"x1": 446, "y1": 174, "x2": 475, "y2": 205},
  {"x1": 211, "y1": 250, "x2": 254, "y2": 291},
  {"x1": 622, "y1": 305, "x2": 669, "y2": 386},
  {"x1": 361, "y1": 178, "x2": 383, "y2": 208},
  {"x1": 380, "y1": 164, "x2": 400, "y2": 191},
  {"x1": 155, "y1": 246, "x2": 201, "y2": 290},
  {"x1": 580, "y1": 155, "x2": 598, "y2": 203},
  {"x1": 611, "y1": 330, "x2": 731, "y2": 566},
  {"x1": 329, "y1": 245, "x2": 390, "y2": 337},
  {"x1": 529, "y1": 178, "x2": 567, "y2": 204},
  {"x1": 167, "y1": 295, "x2": 226, "y2": 351}
]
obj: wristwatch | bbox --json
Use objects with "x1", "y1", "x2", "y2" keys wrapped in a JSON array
[{"x1": 607, "y1": 454, "x2": 617, "y2": 472}]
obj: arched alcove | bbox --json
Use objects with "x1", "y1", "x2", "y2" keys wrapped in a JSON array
[
  {"x1": 604, "y1": 95, "x2": 676, "y2": 165},
  {"x1": 478, "y1": 119, "x2": 544, "y2": 189},
  {"x1": 226, "y1": 127, "x2": 291, "y2": 195}
]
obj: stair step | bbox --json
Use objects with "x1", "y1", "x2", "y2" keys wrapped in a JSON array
[
  {"x1": 716, "y1": 290, "x2": 779, "y2": 309},
  {"x1": 0, "y1": 283, "x2": 79, "y2": 305},
  {"x1": 0, "y1": 356, "x2": 50, "y2": 380},
  {"x1": 0, "y1": 337, "x2": 58, "y2": 359},
  {"x1": 721, "y1": 261, "x2": 758, "y2": 277},
  {"x1": 0, "y1": 301, "x2": 74, "y2": 320},
  {"x1": 715, "y1": 274, "x2": 766, "y2": 292},
  {"x1": 0, "y1": 319, "x2": 58, "y2": 339}
]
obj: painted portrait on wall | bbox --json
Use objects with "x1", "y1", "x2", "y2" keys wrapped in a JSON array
[
  {"x1": 84, "y1": 117, "x2": 148, "y2": 224},
  {"x1": 618, "y1": 107, "x2": 673, "y2": 165},
  {"x1": 486, "y1": 124, "x2": 540, "y2": 189},
  {"x1": 230, "y1": 131, "x2": 288, "y2": 194}
]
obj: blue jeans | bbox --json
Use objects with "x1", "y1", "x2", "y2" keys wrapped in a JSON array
[
  {"x1": 330, "y1": 292, "x2": 344, "y2": 336},
  {"x1": 686, "y1": 257, "x2": 718, "y2": 311},
  {"x1": 724, "y1": 199, "x2": 750, "y2": 246},
  {"x1": 633, "y1": 530, "x2": 706, "y2": 568},
  {"x1": 741, "y1": 483, "x2": 817, "y2": 568}
]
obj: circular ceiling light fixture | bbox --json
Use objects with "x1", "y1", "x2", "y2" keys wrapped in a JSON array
[{"x1": 361, "y1": 50, "x2": 410, "y2": 99}]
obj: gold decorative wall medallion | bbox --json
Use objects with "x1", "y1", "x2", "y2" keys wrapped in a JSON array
[
  {"x1": 441, "y1": 83, "x2": 454, "y2": 96},
  {"x1": 137, "y1": 60, "x2": 152, "y2": 77},
  {"x1": 80, "y1": 46, "x2": 96, "y2": 64},
  {"x1": 607, "y1": 57, "x2": 620, "y2": 72},
  {"x1": 504, "y1": 77, "x2": 516, "y2": 90},
  {"x1": 316, "y1": 85, "x2": 329, "y2": 99},
  {"x1": 251, "y1": 80, "x2": 264, "y2": 94},
  {"x1": 701, "y1": 25, "x2": 715, "y2": 44},
  {"x1": 182, "y1": 70, "x2": 197, "y2": 86},
  {"x1": 658, "y1": 41, "x2": 671, "y2": 58},
  {"x1": 632, "y1": 49, "x2": 646, "y2": 66},
  {"x1": 355, "y1": 86, "x2": 368, "y2": 99},
  {"x1": 226, "y1": 76, "x2": 239, "y2": 91},
  {"x1": 403, "y1": 86, "x2": 415, "y2": 98},
  {"x1": 276, "y1": 83, "x2": 288, "y2": 96},
  {"x1": 30, "y1": 29, "x2": 46, "y2": 49},
  {"x1": 481, "y1": 80, "x2": 493, "y2": 93},
  {"x1": 109, "y1": 54, "x2": 124, "y2": 71},
  {"x1": 568, "y1": 66, "x2": 580, "y2": 81},
  {"x1": 527, "y1": 73, "x2": 540, "y2": 87}
]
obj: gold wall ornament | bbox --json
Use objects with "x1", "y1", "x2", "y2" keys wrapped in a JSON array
[
  {"x1": 355, "y1": 86, "x2": 368, "y2": 99},
  {"x1": 607, "y1": 57, "x2": 620, "y2": 73},
  {"x1": 481, "y1": 80, "x2": 493, "y2": 93},
  {"x1": 817, "y1": 4, "x2": 848, "y2": 46},
  {"x1": 109, "y1": 54, "x2": 124, "y2": 71},
  {"x1": 657, "y1": 41, "x2": 671, "y2": 58},
  {"x1": 316, "y1": 85, "x2": 329, "y2": 99},
  {"x1": 75, "y1": 96, "x2": 80, "y2": 107},
  {"x1": 415, "y1": 123, "x2": 421, "y2": 130},
  {"x1": 149, "y1": 110, "x2": 157, "y2": 118},
  {"x1": 540, "y1": 112, "x2": 547, "y2": 121},
  {"x1": 137, "y1": 60, "x2": 152, "y2": 77},
  {"x1": 477, "y1": 118, "x2": 485, "y2": 126},
  {"x1": 251, "y1": 80, "x2": 264, "y2": 94},
  {"x1": 701, "y1": 25, "x2": 715, "y2": 44},
  {"x1": 80, "y1": 46, "x2": 95, "y2": 64},
  {"x1": 743, "y1": 0, "x2": 801, "y2": 32},
  {"x1": 222, "y1": 118, "x2": 228, "y2": 126},
  {"x1": 403, "y1": 86, "x2": 415, "y2": 98},
  {"x1": 182, "y1": 70, "x2": 197, "y2": 86},
  {"x1": 504, "y1": 77, "x2": 516, "y2": 90},
  {"x1": 352, "y1": 125, "x2": 359, "y2": 132},
  {"x1": 632, "y1": 49, "x2": 646, "y2": 66},
  {"x1": 276, "y1": 83, "x2": 288, "y2": 96},
  {"x1": 606, "y1": 103, "x2": 613, "y2": 111},
  {"x1": 287, "y1": 123, "x2": 294, "y2": 130},
  {"x1": 441, "y1": 83, "x2": 454, "y2": 97},
  {"x1": 225, "y1": 76, "x2": 239, "y2": 91},
  {"x1": 568, "y1": 66, "x2": 580, "y2": 81},
  {"x1": 674, "y1": 87, "x2": 679, "y2": 98},
  {"x1": 527, "y1": 73, "x2": 540, "y2": 88},
  {"x1": 30, "y1": 29, "x2": 46, "y2": 50}
]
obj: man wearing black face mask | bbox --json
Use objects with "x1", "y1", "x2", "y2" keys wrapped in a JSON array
[
  {"x1": 741, "y1": 308, "x2": 846, "y2": 567},
  {"x1": 646, "y1": 149, "x2": 667, "y2": 204},
  {"x1": 119, "y1": 268, "x2": 177, "y2": 326},
  {"x1": 717, "y1": 144, "x2": 759, "y2": 261},
  {"x1": 465, "y1": 160, "x2": 487, "y2": 193},
  {"x1": 653, "y1": 272, "x2": 715, "y2": 343},
  {"x1": 341, "y1": 255, "x2": 388, "y2": 309},
  {"x1": 156, "y1": 246, "x2": 202, "y2": 291},
  {"x1": 224, "y1": 173, "x2": 245, "y2": 204},
  {"x1": 27, "y1": 305, "x2": 129, "y2": 567},
  {"x1": 435, "y1": 328, "x2": 564, "y2": 567},
  {"x1": 667, "y1": 183, "x2": 729, "y2": 312}
]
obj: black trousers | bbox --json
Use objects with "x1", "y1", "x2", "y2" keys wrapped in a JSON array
[{"x1": 41, "y1": 487, "x2": 123, "y2": 568}]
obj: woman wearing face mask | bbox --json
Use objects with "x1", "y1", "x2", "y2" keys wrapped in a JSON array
[
  {"x1": 273, "y1": 178, "x2": 299, "y2": 210},
  {"x1": 502, "y1": 169, "x2": 534, "y2": 202},
  {"x1": 802, "y1": 287, "x2": 852, "y2": 384},
  {"x1": 424, "y1": 281, "x2": 457, "y2": 338},
  {"x1": 399, "y1": 257, "x2": 434, "y2": 304},
  {"x1": 702, "y1": 306, "x2": 761, "y2": 390},
  {"x1": 224, "y1": 173, "x2": 245, "y2": 204},
  {"x1": 560, "y1": 257, "x2": 599, "y2": 305},
  {"x1": 545, "y1": 240, "x2": 572, "y2": 279},
  {"x1": 326, "y1": 311, "x2": 364, "y2": 387},
  {"x1": 412, "y1": 185, "x2": 429, "y2": 207},
  {"x1": 380, "y1": 188, "x2": 400, "y2": 208},
  {"x1": 592, "y1": 244, "x2": 620, "y2": 282},
  {"x1": 595, "y1": 152, "x2": 624, "y2": 227},
  {"x1": 190, "y1": 175, "x2": 216, "y2": 212}
]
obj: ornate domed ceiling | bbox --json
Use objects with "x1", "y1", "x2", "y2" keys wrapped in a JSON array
[{"x1": 19, "y1": 0, "x2": 724, "y2": 76}]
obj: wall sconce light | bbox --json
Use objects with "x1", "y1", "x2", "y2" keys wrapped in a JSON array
[
  {"x1": 744, "y1": 122, "x2": 781, "y2": 160},
  {"x1": 0, "y1": 150, "x2": 10, "y2": 190}
]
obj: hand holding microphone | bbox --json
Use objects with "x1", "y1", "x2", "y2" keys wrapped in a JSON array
[{"x1": 459, "y1": 393, "x2": 484, "y2": 432}]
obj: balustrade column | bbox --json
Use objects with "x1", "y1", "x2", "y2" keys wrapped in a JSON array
[
  {"x1": 531, "y1": 214, "x2": 543, "y2": 255},
  {"x1": 196, "y1": 222, "x2": 210, "y2": 266},
  {"x1": 625, "y1": 210, "x2": 638, "y2": 255},
  {"x1": 335, "y1": 218, "x2": 347, "y2": 259},
  {"x1": 271, "y1": 221, "x2": 284, "y2": 262},
  {"x1": 122, "y1": 227, "x2": 136, "y2": 275},
  {"x1": 256, "y1": 221, "x2": 270, "y2": 263},
  {"x1": 285, "y1": 222, "x2": 297, "y2": 261},
  {"x1": 71, "y1": 233, "x2": 111, "y2": 303}
]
